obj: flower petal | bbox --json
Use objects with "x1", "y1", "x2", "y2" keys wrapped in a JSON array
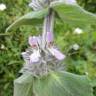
[
  {"x1": 30, "y1": 50, "x2": 41, "y2": 63},
  {"x1": 46, "y1": 32, "x2": 53, "y2": 43},
  {"x1": 48, "y1": 47, "x2": 66, "y2": 60},
  {"x1": 37, "y1": 35, "x2": 42, "y2": 45},
  {"x1": 28, "y1": 36, "x2": 38, "y2": 46}
]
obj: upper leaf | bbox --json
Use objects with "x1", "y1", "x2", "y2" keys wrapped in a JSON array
[
  {"x1": 51, "y1": 2, "x2": 96, "y2": 25},
  {"x1": 34, "y1": 71, "x2": 93, "y2": 96},
  {"x1": 6, "y1": 8, "x2": 48, "y2": 32}
]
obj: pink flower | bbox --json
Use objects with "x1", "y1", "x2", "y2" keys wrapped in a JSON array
[
  {"x1": 46, "y1": 32, "x2": 53, "y2": 43},
  {"x1": 28, "y1": 36, "x2": 38, "y2": 47},
  {"x1": 28, "y1": 33, "x2": 66, "y2": 62},
  {"x1": 48, "y1": 47, "x2": 66, "y2": 60},
  {"x1": 46, "y1": 32, "x2": 66, "y2": 60}
]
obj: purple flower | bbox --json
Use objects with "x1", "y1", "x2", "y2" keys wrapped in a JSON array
[
  {"x1": 28, "y1": 34, "x2": 65, "y2": 61},
  {"x1": 30, "y1": 50, "x2": 41, "y2": 63},
  {"x1": 21, "y1": 34, "x2": 66, "y2": 76},
  {"x1": 46, "y1": 32, "x2": 53, "y2": 43},
  {"x1": 46, "y1": 32, "x2": 66, "y2": 60},
  {"x1": 28, "y1": 36, "x2": 38, "y2": 47},
  {"x1": 59, "y1": 0, "x2": 77, "y2": 5},
  {"x1": 48, "y1": 47, "x2": 66, "y2": 60}
]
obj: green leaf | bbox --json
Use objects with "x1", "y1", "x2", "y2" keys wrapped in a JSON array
[
  {"x1": 34, "y1": 71, "x2": 93, "y2": 96},
  {"x1": 90, "y1": 78, "x2": 96, "y2": 87},
  {"x1": 14, "y1": 73, "x2": 34, "y2": 96},
  {"x1": 51, "y1": 2, "x2": 96, "y2": 26},
  {"x1": 6, "y1": 9, "x2": 48, "y2": 32}
]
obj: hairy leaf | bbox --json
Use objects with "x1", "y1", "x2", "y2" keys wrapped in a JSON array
[
  {"x1": 51, "y1": 2, "x2": 96, "y2": 26},
  {"x1": 14, "y1": 73, "x2": 34, "y2": 96},
  {"x1": 34, "y1": 71, "x2": 93, "y2": 96},
  {"x1": 6, "y1": 9, "x2": 48, "y2": 32}
]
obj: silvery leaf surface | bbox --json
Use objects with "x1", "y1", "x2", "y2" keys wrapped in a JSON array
[
  {"x1": 6, "y1": 8, "x2": 48, "y2": 32},
  {"x1": 50, "y1": 1, "x2": 96, "y2": 25},
  {"x1": 33, "y1": 71, "x2": 93, "y2": 96}
]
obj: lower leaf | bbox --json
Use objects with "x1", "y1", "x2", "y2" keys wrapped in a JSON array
[{"x1": 34, "y1": 71, "x2": 93, "y2": 96}]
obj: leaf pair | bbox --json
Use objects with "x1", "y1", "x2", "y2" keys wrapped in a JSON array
[
  {"x1": 14, "y1": 71, "x2": 93, "y2": 96},
  {"x1": 6, "y1": 2, "x2": 96, "y2": 32}
]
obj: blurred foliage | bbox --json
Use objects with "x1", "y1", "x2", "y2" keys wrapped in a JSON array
[{"x1": 0, "y1": 0, "x2": 96, "y2": 96}]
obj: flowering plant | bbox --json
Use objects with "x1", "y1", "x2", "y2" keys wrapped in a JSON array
[
  {"x1": 6, "y1": 0, "x2": 96, "y2": 96},
  {"x1": 20, "y1": 33, "x2": 65, "y2": 77}
]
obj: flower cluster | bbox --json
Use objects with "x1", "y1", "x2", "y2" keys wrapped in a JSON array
[
  {"x1": 20, "y1": 32, "x2": 66, "y2": 77},
  {"x1": 29, "y1": 0, "x2": 77, "y2": 11},
  {"x1": 29, "y1": 0, "x2": 55, "y2": 11}
]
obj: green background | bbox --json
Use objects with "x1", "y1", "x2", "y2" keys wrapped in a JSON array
[{"x1": 0, "y1": 0, "x2": 96, "y2": 96}]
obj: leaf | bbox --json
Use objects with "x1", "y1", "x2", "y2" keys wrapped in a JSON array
[
  {"x1": 14, "y1": 73, "x2": 34, "y2": 96},
  {"x1": 34, "y1": 71, "x2": 93, "y2": 96},
  {"x1": 90, "y1": 78, "x2": 96, "y2": 87},
  {"x1": 6, "y1": 9, "x2": 48, "y2": 32},
  {"x1": 51, "y1": 2, "x2": 96, "y2": 26}
]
